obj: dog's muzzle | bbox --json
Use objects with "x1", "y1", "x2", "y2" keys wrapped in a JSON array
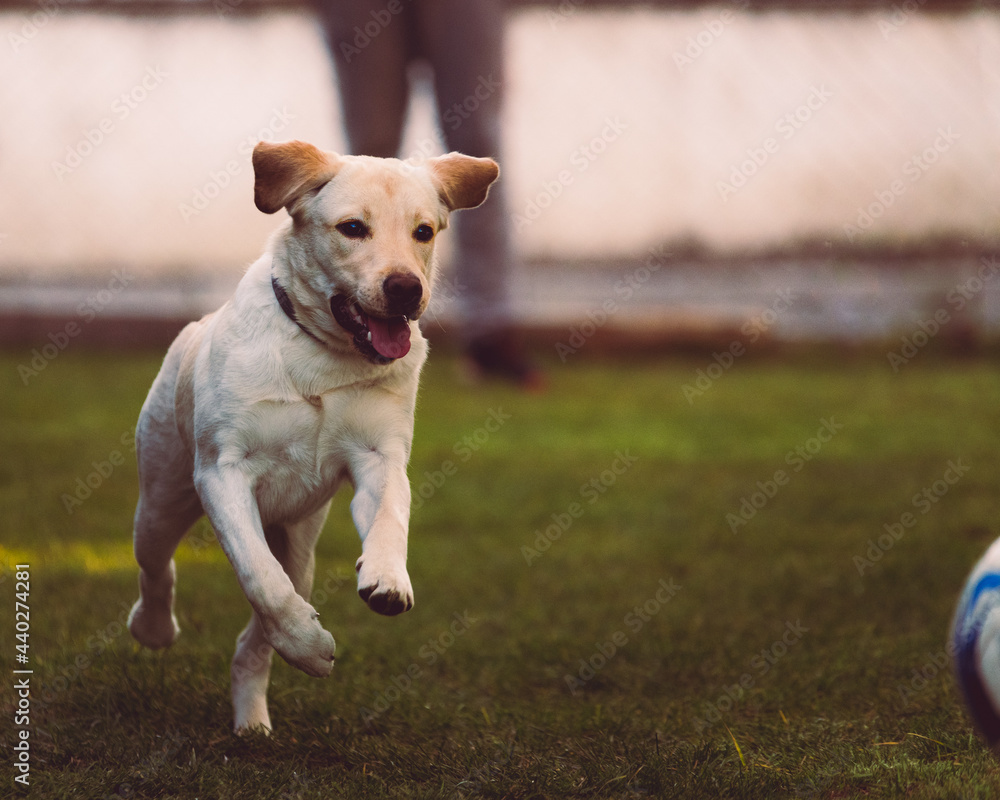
[{"x1": 330, "y1": 295, "x2": 412, "y2": 364}]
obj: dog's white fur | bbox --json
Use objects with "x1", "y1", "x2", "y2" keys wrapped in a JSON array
[{"x1": 126, "y1": 140, "x2": 499, "y2": 733}]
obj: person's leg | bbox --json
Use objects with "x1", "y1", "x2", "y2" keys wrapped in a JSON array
[
  {"x1": 314, "y1": 1, "x2": 412, "y2": 157},
  {"x1": 417, "y1": 1, "x2": 540, "y2": 385},
  {"x1": 420, "y1": 1, "x2": 509, "y2": 330}
]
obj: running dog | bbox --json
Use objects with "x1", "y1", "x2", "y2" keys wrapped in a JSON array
[{"x1": 126, "y1": 139, "x2": 499, "y2": 732}]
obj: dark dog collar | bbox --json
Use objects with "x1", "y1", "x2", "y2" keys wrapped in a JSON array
[{"x1": 271, "y1": 274, "x2": 325, "y2": 345}]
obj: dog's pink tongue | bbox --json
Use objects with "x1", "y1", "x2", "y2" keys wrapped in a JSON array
[{"x1": 367, "y1": 316, "x2": 411, "y2": 359}]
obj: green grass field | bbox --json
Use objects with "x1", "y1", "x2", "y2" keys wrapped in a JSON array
[{"x1": 2, "y1": 346, "x2": 1000, "y2": 798}]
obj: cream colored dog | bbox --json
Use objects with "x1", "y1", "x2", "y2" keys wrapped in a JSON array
[{"x1": 126, "y1": 140, "x2": 499, "y2": 732}]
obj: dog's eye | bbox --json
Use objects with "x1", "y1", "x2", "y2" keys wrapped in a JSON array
[
  {"x1": 413, "y1": 224, "x2": 434, "y2": 243},
  {"x1": 336, "y1": 220, "x2": 369, "y2": 239}
]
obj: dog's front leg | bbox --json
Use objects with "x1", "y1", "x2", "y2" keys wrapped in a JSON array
[
  {"x1": 196, "y1": 467, "x2": 336, "y2": 677},
  {"x1": 349, "y1": 446, "x2": 414, "y2": 616}
]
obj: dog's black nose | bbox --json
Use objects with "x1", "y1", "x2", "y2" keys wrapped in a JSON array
[{"x1": 383, "y1": 273, "x2": 423, "y2": 316}]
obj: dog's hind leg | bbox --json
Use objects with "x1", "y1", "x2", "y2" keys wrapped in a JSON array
[
  {"x1": 128, "y1": 478, "x2": 202, "y2": 650},
  {"x1": 128, "y1": 367, "x2": 203, "y2": 650},
  {"x1": 231, "y1": 502, "x2": 331, "y2": 733}
]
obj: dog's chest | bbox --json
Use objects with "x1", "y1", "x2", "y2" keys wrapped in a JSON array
[{"x1": 238, "y1": 392, "x2": 360, "y2": 522}]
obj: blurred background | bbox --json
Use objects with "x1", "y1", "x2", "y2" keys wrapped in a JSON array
[{"x1": 1, "y1": 0, "x2": 999, "y2": 349}]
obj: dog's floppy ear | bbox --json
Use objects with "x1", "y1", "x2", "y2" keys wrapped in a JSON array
[
  {"x1": 253, "y1": 140, "x2": 342, "y2": 215},
  {"x1": 427, "y1": 152, "x2": 500, "y2": 211}
]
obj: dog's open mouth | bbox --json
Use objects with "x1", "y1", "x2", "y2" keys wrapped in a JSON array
[{"x1": 330, "y1": 294, "x2": 411, "y2": 364}]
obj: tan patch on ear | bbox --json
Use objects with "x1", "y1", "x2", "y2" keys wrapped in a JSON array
[
  {"x1": 428, "y1": 152, "x2": 500, "y2": 211},
  {"x1": 253, "y1": 140, "x2": 342, "y2": 215}
]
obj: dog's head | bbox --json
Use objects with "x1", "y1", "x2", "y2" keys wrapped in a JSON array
[{"x1": 253, "y1": 140, "x2": 499, "y2": 364}]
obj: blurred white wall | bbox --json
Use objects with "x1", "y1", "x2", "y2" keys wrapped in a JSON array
[{"x1": 1, "y1": 5, "x2": 999, "y2": 282}]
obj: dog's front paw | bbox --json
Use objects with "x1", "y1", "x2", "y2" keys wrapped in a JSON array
[
  {"x1": 263, "y1": 597, "x2": 336, "y2": 678},
  {"x1": 356, "y1": 557, "x2": 414, "y2": 616}
]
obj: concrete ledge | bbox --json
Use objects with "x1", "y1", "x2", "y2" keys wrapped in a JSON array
[{"x1": 3, "y1": 256, "x2": 998, "y2": 354}]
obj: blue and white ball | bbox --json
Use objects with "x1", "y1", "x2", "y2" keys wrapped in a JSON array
[{"x1": 951, "y1": 538, "x2": 1000, "y2": 748}]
